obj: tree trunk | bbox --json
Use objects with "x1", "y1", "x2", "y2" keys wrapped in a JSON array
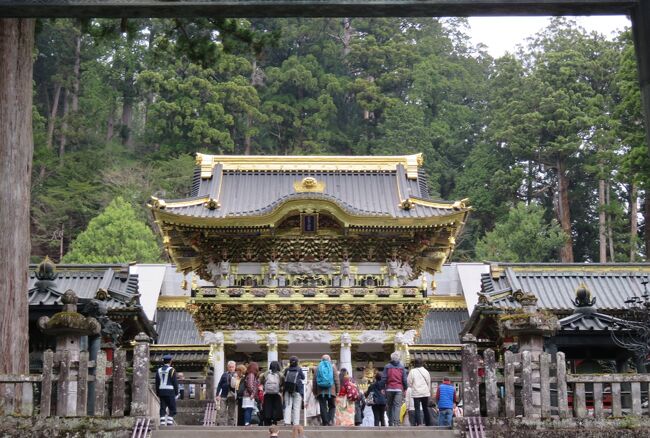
[
  {"x1": 106, "y1": 107, "x2": 115, "y2": 141},
  {"x1": 645, "y1": 192, "x2": 650, "y2": 257},
  {"x1": 243, "y1": 112, "x2": 253, "y2": 155},
  {"x1": 342, "y1": 18, "x2": 353, "y2": 57},
  {"x1": 58, "y1": 87, "x2": 69, "y2": 164},
  {"x1": 630, "y1": 183, "x2": 638, "y2": 262},
  {"x1": 71, "y1": 24, "x2": 81, "y2": 113},
  {"x1": 557, "y1": 157, "x2": 574, "y2": 262},
  {"x1": 0, "y1": 18, "x2": 34, "y2": 382},
  {"x1": 606, "y1": 183, "x2": 615, "y2": 261},
  {"x1": 121, "y1": 70, "x2": 135, "y2": 148},
  {"x1": 46, "y1": 83, "x2": 61, "y2": 150},
  {"x1": 599, "y1": 178, "x2": 607, "y2": 263},
  {"x1": 527, "y1": 160, "x2": 534, "y2": 205}
]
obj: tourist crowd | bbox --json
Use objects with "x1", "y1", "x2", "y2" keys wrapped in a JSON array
[{"x1": 210, "y1": 352, "x2": 460, "y2": 428}]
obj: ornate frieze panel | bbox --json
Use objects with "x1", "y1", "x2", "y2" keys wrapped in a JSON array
[{"x1": 187, "y1": 298, "x2": 430, "y2": 333}]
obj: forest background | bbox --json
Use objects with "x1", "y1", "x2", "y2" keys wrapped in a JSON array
[{"x1": 31, "y1": 17, "x2": 649, "y2": 264}]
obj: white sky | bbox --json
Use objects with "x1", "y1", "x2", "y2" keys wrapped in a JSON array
[{"x1": 467, "y1": 15, "x2": 631, "y2": 57}]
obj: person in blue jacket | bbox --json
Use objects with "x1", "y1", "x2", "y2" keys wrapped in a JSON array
[
  {"x1": 436, "y1": 377, "x2": 458, "y2": 427},
  {"x1": 155, "y1": 354, "x2": 179, "y2": 426}
]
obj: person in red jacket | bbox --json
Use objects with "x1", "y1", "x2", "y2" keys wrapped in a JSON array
[{"x1": 380, "y1": 352, "x2": 408, "y2": 426}]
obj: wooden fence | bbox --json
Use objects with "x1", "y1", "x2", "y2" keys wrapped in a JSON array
[
  {"x1": 462, "y1": 343, "x2": 650, "y2": 419},
  {"x1": 0, "y1": 332, "x2": 156, "y2": 418}
]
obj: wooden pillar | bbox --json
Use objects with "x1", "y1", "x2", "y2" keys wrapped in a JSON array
[
  {"x1": 0, "y1": 18, "x2": 34, "y2": 383},
  {"x1": 131, "y1": 333, "x2": 151, "y2": 416},
  {"x1": 632, "y1": 2, "x2": 650, "y2": 165}
]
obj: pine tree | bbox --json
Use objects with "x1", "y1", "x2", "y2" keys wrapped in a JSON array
[
  {"x1": 475, "y1": 203, "x2": 567, "y2": 262},
  {"x1": 62, "y1": 196, "x2": 161, "y2": 263}
]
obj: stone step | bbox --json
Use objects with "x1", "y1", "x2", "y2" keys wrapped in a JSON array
[{"x1": 152, "y1": 426, "x2": 459, "y2": 438}]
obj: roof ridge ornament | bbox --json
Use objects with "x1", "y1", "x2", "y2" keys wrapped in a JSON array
[
  {"x1": 294, "y1": 177, "x2": 326, "y2": 193},
  {"x1": 574, "y1": 282, "x2": 597, "y2": 309}
]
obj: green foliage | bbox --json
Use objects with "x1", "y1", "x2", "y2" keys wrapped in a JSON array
[
  {"x1": 475, "y1": 203, "x2": 567, "y2": 262},
  {"x1": 62, "y1": 197, "x2": 161, "y2": 264},
  {"x1": 29, "y1": 17, "x2": 648, "y2": 263}
]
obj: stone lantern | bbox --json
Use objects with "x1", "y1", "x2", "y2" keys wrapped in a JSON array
[
  {"x1": 38, "y1": 290, "x2": 101, "y2": 416},
  {"x1": 498, "y1": 291, "x2": 559, "y2": 417}
]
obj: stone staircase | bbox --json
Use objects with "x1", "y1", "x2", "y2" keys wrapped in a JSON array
[{"x1": 152, "y1": 426, "x2": 459, "y2": 438}]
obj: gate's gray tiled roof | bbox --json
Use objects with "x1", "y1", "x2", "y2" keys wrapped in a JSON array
[
  {"x1": 156, "y1": 308, "x2": 203, "y2": 344},
  {"x1": 158, "y1": 154, "x2": 470, "y2": 221},
  {"x1": 417, "y1": 309, "x2": 468, "y2": 344},
  {"x1": 28, "y1": 264, "x2": 139, "y2": 309},
  {"x1": 479, "y1": 264, "x2": 650, "y2": 311}
]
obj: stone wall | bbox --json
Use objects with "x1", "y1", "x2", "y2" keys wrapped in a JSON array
[
  {"x1": 458, "y1": 417, "x2": 650, "y2": 438},
  {"x1": 0, "y1": 416, "x2": 137, "y2": 438}
]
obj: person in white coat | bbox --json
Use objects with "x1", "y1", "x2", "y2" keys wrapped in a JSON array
[{"x1": 406, "y1": 358, "x2": 432, "y2": 426}]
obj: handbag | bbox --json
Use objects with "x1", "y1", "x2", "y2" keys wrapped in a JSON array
[
  {"x1": 366, "y1": 391, "x2": 375, "y2": 406},
  {"x1": 242, "y1": 396, "x2": 256, "y2": 409}
]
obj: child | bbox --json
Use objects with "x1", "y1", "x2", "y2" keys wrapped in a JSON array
[
  {"x1": 269, "y1": 425, "x2": 280, "y2": 437},
  {"x1": 292, "y1": 425, "x2": 308, "y2": 438}
]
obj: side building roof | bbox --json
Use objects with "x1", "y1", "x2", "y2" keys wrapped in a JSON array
[
  {"x1": 28, "y1": 260, "x2": 157, "y2": 339},
  {"x1": 477, "y1": 263, "x2": 650, "y2": 312},
  {"x1": 29, "y1": 263, "x2": 139, "y2": 309}
]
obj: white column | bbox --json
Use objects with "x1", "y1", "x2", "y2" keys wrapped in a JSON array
[
  {"x1": 394, "y1": 332, "x2": 409, "y2": 365},
  {"x1": 209, "y1": 332, "x2": 225, "y2": 400},
  {"x1": 267, "y1": 332, "x2": 279, "y2": 364},
  {"x1": 340, "y1": 332, "x2": 352, "y2": 374}
]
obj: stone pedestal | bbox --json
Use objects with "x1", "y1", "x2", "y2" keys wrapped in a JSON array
[{"x1": 340, "y1": 333, "x2": 352, "y2": 374}]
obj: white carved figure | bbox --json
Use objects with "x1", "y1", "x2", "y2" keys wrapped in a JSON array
[
  {"x1": 387, "y1": 258, "x2": 400, "y2": 277},
  {"x1": 312, "y1": 260, "x2": 334, "y2": 274},
  {"x1": 206, "y1": 259, "x2": 220, "y2": 283},
  {"x1": 287, "y1": 330, "x2": 332, "y2": 344},
  {"x1": 219, "y1": 260, "x2": 230, "y2": 276},
  {"x1": 341, "y1": 332, "x2": 352, "y2": 346},
  {"x1": 399, "y1": 329, "x2": 417, "y2": 345},
  {"x1": 233, "y1": 330, "x2": 261, "y2": 344},
  {"x1": 201, "y1": 330, "x2": 224, "y2": 345},
  {"x1": 268, "y1": 259, "x2": 279, "y2": 278},
  {"x1": 359, "y1": 330, "x2": 388, "y2": 344},
  {"x1": 397, "y1": 261, "x2": 414, "y2": 285},
  {"x1": 267, "y1": 332, "x2": 278, "y2": 347},
  {"x1": 340, "y1": 259, "x2": 351, "y2": 277}
]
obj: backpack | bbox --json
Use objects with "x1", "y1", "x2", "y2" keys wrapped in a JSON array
[
  {"x1": 284, "y1": 368, "x2": 300, "y2": 394},
  {"x1": 316, "y1": 360, "x2": 334, "y2": 390},
  {"x1": 264, "y1": 371, "x2": 281, "y2": 394},
  {"x1": 345, "y1": 381, "x2": 360, "y2": 402}
]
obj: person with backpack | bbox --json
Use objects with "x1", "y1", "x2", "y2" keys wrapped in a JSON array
[
  {"x1": 380, "y1": 351, "x2": 408, "y2": 426},
  {"x1": 365, "y1": 372, "x2": 387, "y2": 426},
  {"x1": 283, "y1": 356, "x2": 305, "y2": 426},
  {"x1": 407, "y1": 357, "x2": 433, "y2": 426},
  {"x1": 312, "y1": 354, "x2": 340, "y2": 426},
  {"x1": 260, "y1": 361, "x2": 284, "y2": 425},
  {"x1": 216, "y1": 360, "x2": 238, "y2": 426}
]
